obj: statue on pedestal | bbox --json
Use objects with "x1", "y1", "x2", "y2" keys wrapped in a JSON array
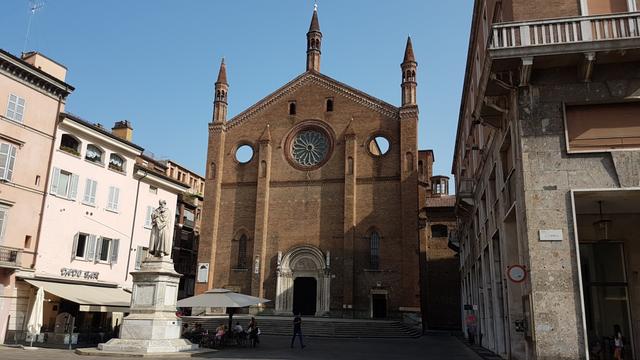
[{"x1": 149, "y1": 200, "x2": 171, "y2": 257}]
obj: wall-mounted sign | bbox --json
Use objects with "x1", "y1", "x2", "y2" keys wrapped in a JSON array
[
  {"x1": 60, "y1": 268, "x2": 99, "y2": 280},
  {"x1": 507, "y1": 265, "x2": 527, "y2": 283},
  {"x1": 254, "y1": 257, "x2": 260, "y2": 274},
  {"x1": 197, "y1": 263, "x2": 209, "y2": 283},
  {"x1": 539, "y1": 229, "x2": 563, "y2": 242}
]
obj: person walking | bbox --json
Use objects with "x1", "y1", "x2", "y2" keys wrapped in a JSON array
[
  {"x1": 247, "y1": 317, "x2": 260, "y2": 348},
  {"x1": 290, "y1": 313, "x2": 305, "y2": 349},
  {"x1": 613, "y1": 324, "x2": 624, "y2": 360}
]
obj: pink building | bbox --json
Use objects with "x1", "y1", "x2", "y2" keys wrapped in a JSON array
[
  {"x1": 0, "y1": 50, "x2": 74, "y2": 343},
  {"x1": 2, "y1": 113, "x2": 189, "y2": 344}
]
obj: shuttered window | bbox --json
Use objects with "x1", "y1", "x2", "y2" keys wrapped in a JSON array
[
  {"x1": 49, "y1": 167, "x2": 79, "y2": 199},
  {"x1": 83, "y1": 179, "x2": 98, "y2": 205},
  {"x1": 6, "y1": 94, "x2": 25, "y2": 122},
  {"x1": 0, "y1": 205, "x2": 9, "y2": 243},
  {"x1": 0, "y1": 143, "x2": 17, "y2": 181},
  {"x1": 144, "y1": 206, "x2": 154, "y2": 228},
  {"x1": 107, "y1": 186, "x2": 120, "y2": 211},
  {"x1": 566, "y1": 102, "x2": 640, "y2": 152},
  {"x1": 134, "y1": 246, "x2": 148, "y2": 270},
  {"x1": 71, "y1": 233, "x2": 96, "y2": 261}
]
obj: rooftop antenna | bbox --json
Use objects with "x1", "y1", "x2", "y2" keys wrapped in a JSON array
[{"x1": 23, "y1": 1, "x2": 45, "y2": 54}]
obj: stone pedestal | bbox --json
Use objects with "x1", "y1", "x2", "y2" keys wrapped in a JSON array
[{"x1": 98, "y1": 257, "x2": 197, "y2": 353}]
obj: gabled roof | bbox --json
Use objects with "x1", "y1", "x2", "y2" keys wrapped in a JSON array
[{"x1": 219, "y1": 71, "x2": 399, "y2": 130}]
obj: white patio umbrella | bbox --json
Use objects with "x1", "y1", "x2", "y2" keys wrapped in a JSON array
[
  {"x1": 26, "y1": 287, "x2": 44, "y2": 347},
  {"x1": 177, "y1": 289, "x2": 270, "y2": 330}
]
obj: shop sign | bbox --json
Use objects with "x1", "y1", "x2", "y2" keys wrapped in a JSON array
[{"x1": 60, "y1": 268, "x2": 99, "y2": 280}]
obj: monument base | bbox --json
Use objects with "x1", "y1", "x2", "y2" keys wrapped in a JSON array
[
  {"x1": 98, "y1": 338, "x2": 197, "y2": 353},
  {"x1": 96, "y1": 257, "x2": 198, "y2": 354}
]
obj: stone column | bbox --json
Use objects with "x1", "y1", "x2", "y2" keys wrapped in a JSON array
[
  {"x1": 343, "y1": 122, "x2": 357, "y2": 315},
  {"x1": 98, "y1": 258, "x2": 197, "y2": 353},
  {"x1": 251, "y1": 125, "x2": 272, "y2": 299}
]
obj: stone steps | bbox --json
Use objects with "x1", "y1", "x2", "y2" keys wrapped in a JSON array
[{"x1": 183, "y1": 316, "x2": 422, "y2": 339}]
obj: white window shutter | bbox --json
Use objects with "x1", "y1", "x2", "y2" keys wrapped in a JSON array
[
  {"x1": 83, "y1": 179, "x2": 91, "y2": 203},
  {"x1": 110, "y1": 238, "x2": 119, "y2": 264},
  {"x1": 135, "y1": 246, "x2": 144, "y2": 270},
  {"x1": 5, "y1": 145, "x2": 16, "y2": 181},
  {"x1": 86, "y1": 235, "x2": 97, "y2": 261},
  {"x1": 71, "y1": 233, "x2": 79, "y2": 261},
  {"x1": 113, "y1": 188, "x2": 120, "y2": 211},
  {"x1": 0, "y1": 208, "x2": 7, "y2": 243},
  {"x1": 50, "y1": 167, "x2": 61, "y2": 194},
  {"x1": 95, "y1": 237, "x2": 103, "y2": 262},
  {"x1": 107, "y1": 186, "x2": 114, "y2": 209},
  {"x1": 145, "y1": 206, "x2": 153, "y2": 227},
  {"x1": 68, "y1": 174, "x2": 79, "y2": 200},
  {"x1": 0, "y1": 143, "x2": 9, "y2": 180},
  {"x1": 90, "y1": 180, "x2": 97, "y2": 204}
]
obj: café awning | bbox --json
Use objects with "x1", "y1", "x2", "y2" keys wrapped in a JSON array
[{"x1": 24, "y1": 279, "x2": 131, "y2": 312}]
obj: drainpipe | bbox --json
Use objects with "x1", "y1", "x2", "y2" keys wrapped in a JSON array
[
  {"x1": 125, "y1": 169, "x2": 147, "y2": 281},
  {"x1": 32, "y1": 94, "x2": 64, "y2": 269}
]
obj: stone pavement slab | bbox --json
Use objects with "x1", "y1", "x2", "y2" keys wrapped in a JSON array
[{"x1": 0, "y1": 335, "x2": 483, "y2": 360}]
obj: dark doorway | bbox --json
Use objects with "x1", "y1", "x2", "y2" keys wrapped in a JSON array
[
  {"x1": 372, "y1": 294, "x2": 387, "y2": 319},
  {"x1": 293, "y1": 277, "x2": 317, "y2": 316}
]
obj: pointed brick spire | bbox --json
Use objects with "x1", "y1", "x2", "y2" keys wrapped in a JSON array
[
  {"x1": 309, "y1": 6, "x2": 320, "y2": 32},
  {"x1": 259, "y1": 124, "x2": 272, "y2": 143},
  {"x1": 216, "y1": 58, "x2": 227, "y2": 85},
  {"x1": 403, "y1": 36, "x2": 415, "y2": 63}
]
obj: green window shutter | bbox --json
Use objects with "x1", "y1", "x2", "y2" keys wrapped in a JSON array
[{"x1": 50, "y1": 167, "x2": 61, "y2": 194}]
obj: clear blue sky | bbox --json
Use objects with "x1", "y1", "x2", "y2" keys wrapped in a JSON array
[{"x1": 1, "y1": 0, "x2": 472, "y2": 181}]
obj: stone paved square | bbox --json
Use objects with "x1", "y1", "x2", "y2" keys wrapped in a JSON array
[{"x1": 0, "y1": 335, "x2": 482, "y2": 360}]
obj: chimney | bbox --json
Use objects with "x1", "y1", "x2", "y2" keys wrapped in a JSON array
[{"x1": 112, "y1": 120, "x2": 133, "y2": 141}]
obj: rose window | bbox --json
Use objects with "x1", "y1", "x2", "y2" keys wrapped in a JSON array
[{"x1": 291, "y1": 129, "x2": 329, "y2": 167}]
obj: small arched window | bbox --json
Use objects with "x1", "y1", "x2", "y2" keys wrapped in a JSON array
[
  {"x1": 209, "y1": 162, "x2": 216, "y2": 179},
  {"x1": 289, "y1": 102, "x2": 296, "y2": 115},
  {"x1": 109, "y1": 153, "x2": 125, "y2": 172},
  {"x1": 370, "y1": 231, "x2": 380, "y2": 270},
  {"x1": 326, "y1": 99, "x2": 334, "y2": 112},
  {"x1": 60, "y1": 134, "x2": 81, "y2": 156},
  {"x1": 237, "y1": 234, "x2": 248, "y2": 269},
  {"x1": 85, "y1": 144, "x2": 103, "y2": 164},
  {"x1": 431, "y1": 224, "x2": 448, "y2": 238}
]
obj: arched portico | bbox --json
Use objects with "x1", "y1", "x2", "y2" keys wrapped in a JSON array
[{"x1": 275, "y1": 245, "x2": 330, "y2": 316}]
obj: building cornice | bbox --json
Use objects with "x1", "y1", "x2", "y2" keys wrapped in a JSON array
[
  {"x1": 134, "y1": 165, "x2": 190, "y2": 193},
  {"x1": 210, "y1": 71, "x2": 400, "y2": 132},
  {"x1": 0, "y1": 49, "x2": 74, "y2": 99},
  {"x1": 60, "y1": 113, "x2": 144, "y2": 155}
]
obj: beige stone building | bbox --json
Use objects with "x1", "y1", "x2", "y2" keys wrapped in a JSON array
[
  {"x1": 162, "y1": 160, "x2": 204, "y2": 300},
  {"x1": 0, "y1": 50, "x2": 73, "y2": 342},
  {"x1": 453, "y1": 1, "x2": 640, "y2": 359},
  {"x1": 197, "y1": 8, "x2": 424, "y2": 320}
]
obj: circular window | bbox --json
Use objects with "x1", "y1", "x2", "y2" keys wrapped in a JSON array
[
  {"x1": 235, "y1": 144, "x2": 254, "y2": 164},
  {"x1": 368, "y1": 136, "x2": 390, "y2": 156},
  {"x1": 291, "y1": 129, "x2": 329, "y2": 167},
  {"x1": 285, "y1": 122, "x2": 334, "y2": 170}
]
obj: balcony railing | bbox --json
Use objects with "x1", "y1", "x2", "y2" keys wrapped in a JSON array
[
  {"x1": 491, "y1": 12, "x2": 640, "y2": 50},
  {"x1": 0, "y1": 246, "x2": 22, "y2": 269}
]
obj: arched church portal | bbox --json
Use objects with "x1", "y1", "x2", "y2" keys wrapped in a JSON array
[{"x1": 275, "y1": 245, "x2": 330, "y2": 316}]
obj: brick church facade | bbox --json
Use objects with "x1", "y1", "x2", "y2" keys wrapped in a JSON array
[{"x1": 196, "y1": 8, "x2": 423, "y2": 319}]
